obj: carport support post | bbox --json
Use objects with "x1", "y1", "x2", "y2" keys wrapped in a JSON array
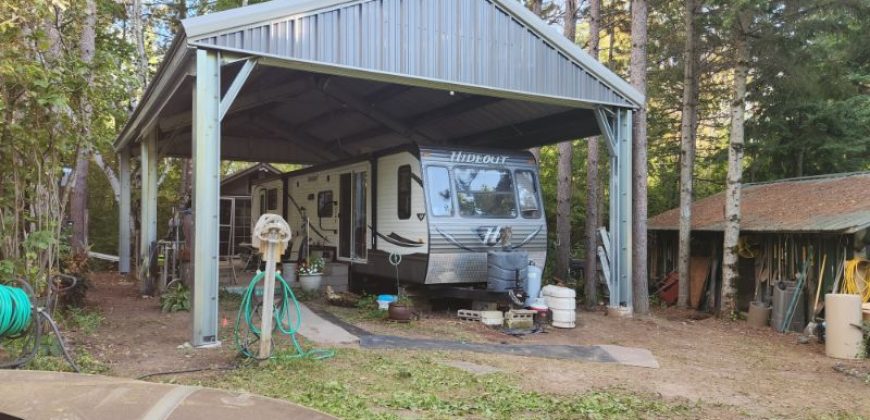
[
  {"x1": 599, "y1": 107, "x2": 633, "y2": 311},
  {"x1": 192, "y1": 48, "x2": 221, "y2": 348},
  {"x1": 118, "y1": 147, "x2": 131, "y2": 274},
  {"x1": 140, "y1": 129, "x2": 158, "y2": 294},
  {"x1": 615, "y1": 109, "x2": 633, "y2": 309}
]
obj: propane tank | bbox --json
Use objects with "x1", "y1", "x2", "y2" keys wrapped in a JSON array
[{"x1": 524, "y1": 261, "x2": 543, "y2": 307}]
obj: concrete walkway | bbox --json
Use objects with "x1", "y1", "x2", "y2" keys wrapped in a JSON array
[
  {"x1": 288, "y1": 302, "x2": 359, "y2": 345},
  {"x1": 0, "y1": 370, "x2": 335, "y2": 420}
]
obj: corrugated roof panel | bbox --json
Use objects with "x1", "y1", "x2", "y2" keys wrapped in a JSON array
[
  {"x1": 184, "y1": 0, "x2": 640, "y2": 108},
  {"x1": 648, "y1": 172, "x2": 870, "y2": 234}
]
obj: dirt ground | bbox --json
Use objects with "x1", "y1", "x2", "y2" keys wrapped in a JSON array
[{"x1": 73, "y1": 272, "x2": 870, "y2": 418}]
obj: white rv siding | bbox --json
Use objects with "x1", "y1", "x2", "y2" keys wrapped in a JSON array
[
  {"x1": 284, "y1": 161, "x2": 371, "y2": 262},
  {"x1": 374, "y1": 152, "x2": 427, "y2": 255}
]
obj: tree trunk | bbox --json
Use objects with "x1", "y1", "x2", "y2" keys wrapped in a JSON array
[
  {"x1": 721, "y1": 12, "x2": 750, "y2": 316},
  {"x1": 70, "y1": 0, "x2": 97, "y2": 257},
  {"x1": 128, "y1": 0, "x2": 148, "y2": 87},
  {"x1": 70, "y1": 148, "x2": 90, "y2": 256},
  {"x1": 584, "y1": 0, "x2": 602, "y2": 310},
  {"x1": 630, "y1": 0, "x2": 650, "y2": 315},
  {"x1": 92, "y1": 150, "x2": 121, "y2": 203},
  {"x1": 677, "y1": 0, "x2": 699, "y2": 309},
  {"x1": 555, "y1": 0, "x2": 578, "y2": 282}
]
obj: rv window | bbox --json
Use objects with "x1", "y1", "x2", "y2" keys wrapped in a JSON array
[
  {"x1": 426, "y1": 166, "x2": 452, "y2": 217},
  {"x1": 454, "y1": 167, "x2": 517, "y2": 218},
  {"x1": 515, "y1": 170, "x2": 540, "y2": 219},
  {"x1": 318, "y1": 191, "x2": 333, "y2": 217},
  {"x1": 267, "y1": 188, "x2": 278, "y2": 211},
  {"x1": 397, "y1": 165, "x2": 412, "y2": 220}
]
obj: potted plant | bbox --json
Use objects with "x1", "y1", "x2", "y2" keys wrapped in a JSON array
[
  {"x1": 297, "y1": 257, "x2": 325, "y2": 292},
  {"x1": 388, "y1": 295, "x2": 416, "y2": 322}
]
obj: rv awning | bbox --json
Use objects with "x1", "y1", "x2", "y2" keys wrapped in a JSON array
[{"x1": 113, "y1": 0, "x2": 643, "y2": 164}]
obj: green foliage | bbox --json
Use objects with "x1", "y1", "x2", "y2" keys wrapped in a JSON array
[
  {"x1": 297, "y1": 257, "x2": 325, "y2": 275},
  {"x1": 289, "y1": 286, "x2": 319, "y2": 302},
  {"x1": 160, "y1": 283, "x2": 191, "y2": 313},
  {"x1": 183, "y1": 349, "x2": 692, "y2": 419},
  {"x1": 62, "y1": 307, "x2": 104, "y2": 335},
  {"x1": 353, "y1": 294, "x2": 387, "y2": 320},
  {"x1": 746, "y1": 1, "x2": 870, "y2": 180}
]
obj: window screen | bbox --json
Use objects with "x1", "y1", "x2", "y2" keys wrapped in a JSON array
[
  {"x1": 515, "y1": 170, "x2": 541, "y2": 219},
  {"x1": 426, "y1": 166, "x2": 452, "y2": 217},
  {"x1": 397, "y1": 165, "x2": 412, "y2": 220},
  {"x1": 318, "y1": 191, "x2": 334, "y2": 217}
]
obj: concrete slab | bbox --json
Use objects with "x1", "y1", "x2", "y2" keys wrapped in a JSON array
[
  {"x1": 0, "y1": 370, "x2": 334, "y2": 420},
  {"x1": 287, "y1": 302, "x2": 359, "y2": 345},
  {"x1": 599, "y1": 344, "x2": 660, "y2": 369}
]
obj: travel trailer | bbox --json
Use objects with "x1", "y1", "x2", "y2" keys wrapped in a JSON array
[{"x1": 251, "y1": 145, "x2": 546, "y2": 290}]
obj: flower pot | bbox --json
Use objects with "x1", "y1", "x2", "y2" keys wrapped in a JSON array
[
  {"x1": 299, "y1": 274, "x2": 323, "y2": 292},
  {"x1": 388, "y1": 302, "x2": 414, "y2": 322}
]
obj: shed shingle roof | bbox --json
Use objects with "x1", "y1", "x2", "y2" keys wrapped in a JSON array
[{"x1": 648, "y1": 172, "x2": 870, "y2": 234}]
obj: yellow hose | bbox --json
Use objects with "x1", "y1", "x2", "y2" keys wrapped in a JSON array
[{"x1": 842, "y1": 258, "x2": 870, "y2": 302}]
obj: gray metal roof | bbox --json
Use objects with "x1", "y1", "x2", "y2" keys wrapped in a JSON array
[
  {"x1": 115, "y1": 0, "x2": 643, "y2": 162},
  {"x1": 183, "y1": 0, "x2": 642, "y2": 107}
]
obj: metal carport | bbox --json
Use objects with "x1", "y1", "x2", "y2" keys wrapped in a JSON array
[{"x1": 114, "y1": 0, "x2": 644, "y2": 347}]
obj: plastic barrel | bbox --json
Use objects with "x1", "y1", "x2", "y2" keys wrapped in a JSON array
[
  {"x1": 486, "y1": 251, "x2": 528, "y2": 292},
  {"x1": 772, "y1": 282, "x2": 805, "y2": 332},
  {"x1": 825, "y1": 294, "x2": 864, "y2": 359}
]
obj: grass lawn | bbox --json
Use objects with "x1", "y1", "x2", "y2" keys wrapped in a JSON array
[{"x1": 175, "y1": 347, "x2": 697, "y2": 419}]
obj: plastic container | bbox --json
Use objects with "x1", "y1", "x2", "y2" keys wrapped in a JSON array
[
  {"x1": 825, "y1": 294, "x2": 864, "y2": 359},
  {"x1": 772, "y1": 282, "x2": 805, "y2": 332},
  {"x1": 376, "y1": 294, "x2": 397, "y2": 310},
  {"x1": 524, "y1": 262, "x2": 543, "y2": 307},
  {"x1": 747, "y1": 301, "x2": 772, "y2": 328},
  {"x1": 542, "y1": 285, "x2": 577, "y2": 329}
]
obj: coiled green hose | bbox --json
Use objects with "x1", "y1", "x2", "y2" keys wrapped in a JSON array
[
  {"x1": 233, "y1": 271, "x2": 333, "y2": 360},
  {"x1": 0, "y1": 284, "x2": 32, "y2": 337}
]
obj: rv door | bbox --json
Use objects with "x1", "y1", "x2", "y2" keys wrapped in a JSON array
[{"x1": 339, "y1": 170, "x2": 368, "y2": 261}]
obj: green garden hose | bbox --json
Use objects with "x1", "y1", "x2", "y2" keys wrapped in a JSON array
[
  {"x1": 233, "y1": 271, "x2": 333, "y2": 361},
  {"x1": 1, "y1": 280, "x2": 79, "y2": 372},
  {"x1": 0, "y1": 284, "x2": 32, "y2": 338}
]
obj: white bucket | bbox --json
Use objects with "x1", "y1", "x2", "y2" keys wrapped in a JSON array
[
  {"x1": 825, "y1": 294, "x2": 864, "y2": 359},
  {"x1": 542, "y1": 286, "x2": 577, "y2": 329}
]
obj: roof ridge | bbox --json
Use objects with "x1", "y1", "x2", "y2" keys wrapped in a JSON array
[{"x1": 746, "y1": 171, "x2": 870, "y2": 187}]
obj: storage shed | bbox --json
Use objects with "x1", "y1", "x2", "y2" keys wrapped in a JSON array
[
  {"x1": 648, "y1": 172, "x2": 870, "y2": 316},
  {"x1": 113, "y1": 0, "x2": 644, "y2": 346}
]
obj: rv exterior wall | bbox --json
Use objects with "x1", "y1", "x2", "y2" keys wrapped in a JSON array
[{"x1": 250, "y1": 146, "x2": 547, "y2": 286}]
